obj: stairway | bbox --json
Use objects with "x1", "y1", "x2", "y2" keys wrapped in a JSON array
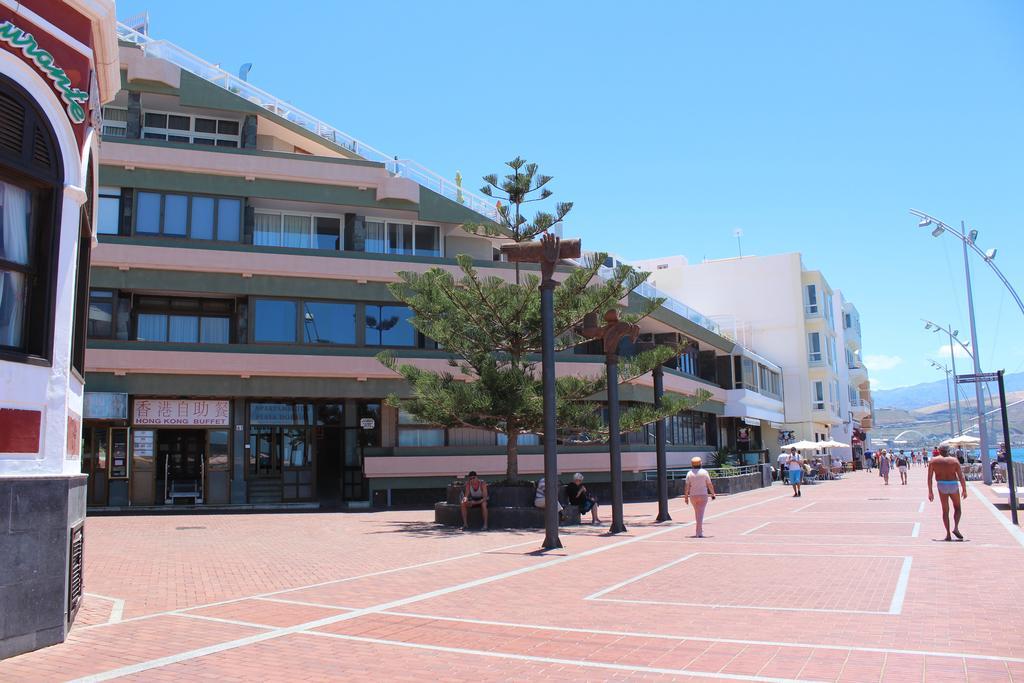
[{"x1": 247, "y1": 479, "x2": 283, "y2": 505}]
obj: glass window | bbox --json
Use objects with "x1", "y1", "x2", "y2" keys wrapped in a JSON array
[
  {"x1": 302, "y1": 301, "x2": 356, "y2": 344},
  {"x1": 97, "y1": 187, "x2": 120, "y2": 235},
  {"x1": 208, "y1": 430, "x2": 229, "y2": 472},
  {"x1": 282, "y1": 427, "x2": 310, "y2": 467},
  {"x1": 398, "y1": 428, "x2": 445, "y2": 447},
  {"x1": 282, "y1": 214, "x2": 312, "y2": 248},
  {"x1": 136, "y1": 192, "x2": 161, "y2": 233},
  {"x1": 315, "y1": 216, "x2": 341, "y2": 250},
  {"x1": 144, "y1": 112, "x2": 166, "y2": 128},
  {"x1": 136, "y1": 313, "x2": 168, "y2": 341},
  {"x1": 190, "y1": 196, "x2": 215, "y2": 240},
  {"x1": 812, "y1": 381, "x2": 825, "y2": 410},
  {"x1": 200, "y1": 316, "x2": 230, "y2": 343},
  {"x1": 414, "y1": 225, "x2": 440, "y2": 256},
  {"x1": 163, "y1": 195, "x2": 188, "y2": 236},
  {"x1": 168, "y1": 314, "x2": 199, "y2": 342},
  {"x1": 807, "y1": 332, "x2": 822, "y2": 363},
  {"x1": 365, "y1": 304, "x2": 417, "y2": 346},
  {"x1": 254, "y1": 213, "x2": 282, "y2": 246},
  {"x1": 167, "y1": 114, "x2": 190, "y2": 131},
  {"x1": 194, "y1": 118, "x2": 217, "y2": 134},
  {"x1": 87, "y1": 290, "x2": 114, "y2": 338},
  {"x1": 218, "y1": 120, "x2": 239, "y2": 136},
  {"x1": 217, "y1": 198, "x2": 241, "y2": 241},
  {"x1": 193, "y1": 137, "x2": 215, "y2": 146},
  {"x1": 388, "y1": 223, "x2": 413, "y2": 254},
  {"x1": 254, "y1": 299, "x2": 297, "y2": 342},
  {"x1": 365, "y1": 221, "x2": 386, "y2": 253},
  {"x1": 0, "y1": 181, "x2": 31, "y2": 349},
  {"x1": 804, "y1": 284, "x2": 818, "y2": 315}
]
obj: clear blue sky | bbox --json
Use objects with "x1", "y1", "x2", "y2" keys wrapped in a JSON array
[{"x1": 118, "y1": 0, "x2": 1024, "y2": 390}]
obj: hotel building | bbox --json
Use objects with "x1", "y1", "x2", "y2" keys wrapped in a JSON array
[
  {"x1": 0, "y1": 0, "x2": 119, "y2": 658},
  {"x1": 636, "y1": 252, "x2": 872, "y2": 457},
  {"x1": 80, "y1": 23, "x2": 785, "y2": 511}
]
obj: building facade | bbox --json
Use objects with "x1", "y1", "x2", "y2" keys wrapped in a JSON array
[
  {"x1": 636, "y1": 252, "x2": 872, "y2": 459},
  {"x1": 80, "y1": 24, "x2": 783, "y2": 511},
  {"x1": 0, "y1": 0, "x2": 119, "y2": 659}
]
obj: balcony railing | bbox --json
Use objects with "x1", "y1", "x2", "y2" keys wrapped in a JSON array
[
  {"x1": 595, "y1": 265, "x2": 721, "y2": 336},
  {"x1": 115, "y1": 23, "x2": 498, "y2": 221}
]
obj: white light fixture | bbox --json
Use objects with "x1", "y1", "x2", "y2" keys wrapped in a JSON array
[
  {"x1": 952, "y1": 329, "x2": 959, "y2": 337},
  {"x1": 985, "y1": 248, "x2": 997, "y2": 260},
  {"x1": 931, "y1": 226, "x2": 945, "y2": 237},
  {"x1": 918, "y1": 218, "x2": 932, "y2": 228},
  {"x1": 968, "y1": 229, "x2": 979, "y2": 243},
  {"x1": 924, "y1": 322, "x2": 932, "y2": 330}
]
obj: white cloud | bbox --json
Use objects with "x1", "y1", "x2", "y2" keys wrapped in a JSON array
[
  {"x1": 937, "y1": 343, "x2": 971, "y2": 360},
  {"x1": 863, "y1": 354, "x2": 904, "y2": 371}
]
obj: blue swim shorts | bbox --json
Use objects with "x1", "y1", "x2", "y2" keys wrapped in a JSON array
[{"x1": 788, "y1": 469, "x2": 802, "y2": 485}]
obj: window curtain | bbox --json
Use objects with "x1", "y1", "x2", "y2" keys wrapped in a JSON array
[
  {"x1": 136, "y1": 313, "x2": 167, "y2": 341},
  {"x1": 0, "y1": 182, "x2": 30, "y2": 347},
  {"x1": 168, "y1": 315, "x2": 199, "y2": 343},
  {"x1": 200, "y1": 317, "x2": 230, "y2": 343},
  {"x1": 282, "y1": 215, "x2": 311, "y2": 248},
  {"x1": 253, "y1": 213, "x2": 282, "y2": 246},
  {"x1": 365, "y1": 221, "x2": 386, "y2": 253}
]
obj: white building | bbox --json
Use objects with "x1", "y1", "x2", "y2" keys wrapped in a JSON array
[{"x1": 634, "y1": 252, "x2": 872, "y2": 458}]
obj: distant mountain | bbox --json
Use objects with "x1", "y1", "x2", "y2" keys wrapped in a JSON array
[{"x1": 872, "y1": 371, "x2": 1024, "y2": 410}]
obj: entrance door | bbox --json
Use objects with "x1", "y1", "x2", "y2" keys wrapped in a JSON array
[
  {"x1": 82, "y1": 426, "x2": 109, "y2": 506},
  {"x1": 249, "y1": 427, "x2": 281, "y2": 478},
  {"x1": 156, "y1": 429, "x2": 205, "y2": 503},
  {"x1": 316, "y1": 426, "x2": 342, "y2": 504}
]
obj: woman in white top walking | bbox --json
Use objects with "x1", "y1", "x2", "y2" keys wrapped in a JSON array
[{"x1": 684, "y1": 456, "x2": 716, "y2": 538}]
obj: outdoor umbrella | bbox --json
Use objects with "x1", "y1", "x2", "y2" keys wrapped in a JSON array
[
  {"x1": 940, "y1": 435, "x2": 981, "y2": 447},
  {"x1": 779, "y1": 440, "x2": 820, "y2": 451}
]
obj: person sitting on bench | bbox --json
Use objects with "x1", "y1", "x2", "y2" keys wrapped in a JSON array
[
  {"x1": 460, "y1": 471, "x2": 488, "y2": 531},
  {"x1": 566, "y1": 473, "x2": 602, "y2": 525}
]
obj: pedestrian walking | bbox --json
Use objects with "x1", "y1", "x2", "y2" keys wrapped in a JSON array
[
  {"x1": 684, "y1": 456, "x2": 716, "y2": 537},
  {"x1": 927, "y1": 444, "x2": 968, "y2": 541},
  {"x1": 865, "y1": 451, "x2": 874, "y2": 472},
  {"x1": 896, "y1": 451, "x2": 910, "y2": 485},
  {"x1": 878, "y1": 450, "x2": 891, "y2": 485},
  {"x1": 786, "y1": 447, "x2": 803, "y2": 497}
]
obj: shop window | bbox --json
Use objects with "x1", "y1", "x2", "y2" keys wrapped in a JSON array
[
  {"x1": 364, "y1": 304, "x2": 417, "y2": 347},
  {"x1": 88, "y1": 290, "x2": 115, "y2": 338},
  {"x1": 0, "y1": 74, "x2": 61, "y2": 362},
  {"x1": 134, "y1": 191, "x2": 241, "y2": 240},
  {"x1": 302, "y1": 301, "x2": 356, "y2": 345}
]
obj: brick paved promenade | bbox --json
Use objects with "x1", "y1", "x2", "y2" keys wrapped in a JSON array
[{"x1": 3, "y1": 469, "x2": 1023, "y2": 682}]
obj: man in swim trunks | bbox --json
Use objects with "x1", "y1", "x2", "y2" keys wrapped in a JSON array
[
  {"x1": 786, "y1": 447, "x2": 803, "y2": 497},
  {"x1": 927, "y1": 445, "x2": 967, "y2": 541},
  {"x1": 896, "y1": 451, "x2": 910, "y2": 485}
]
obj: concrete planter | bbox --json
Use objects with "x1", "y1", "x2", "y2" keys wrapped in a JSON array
[{"x1": 709, "y1": 472, "x2": 763, "y2": 495}]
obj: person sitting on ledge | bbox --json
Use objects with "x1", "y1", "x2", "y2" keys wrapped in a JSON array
[
  {"x1": 534, "y1": 477, "x2": 563, "y2": 514},
  {"x1": 566, "y1": 473, "x2": 602, "y2": 525},
  {"x1": 460, "y1": 471, "x2": 488, "y2": 531}
]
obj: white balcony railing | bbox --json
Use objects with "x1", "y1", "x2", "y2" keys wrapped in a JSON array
[
  {"x1": 595, "y1": 265, "x2": 721, "y2": 336},
  {"x1": 115, "y1": 23, "x2": 498, "y2": 221}
]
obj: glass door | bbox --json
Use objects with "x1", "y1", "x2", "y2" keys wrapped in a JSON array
[
  {"x1": 82, "y1": 426, "x2": 109, "y2": 506},
  {"x1": 249, "y1": 426, "x2": 280, "y2": 478}
]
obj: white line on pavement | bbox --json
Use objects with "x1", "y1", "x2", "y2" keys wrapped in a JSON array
[
  {"x1": 911, "y1": 522, "x2": 921, "y2": 538},
  {"x1": 70, "y1": 494, "x2": 788, "y2": 682},
  {"x1": 918, "y1": 501, "x2": 926, "y2": 513},
  {"x1": 301, "y1": 630, "x2": 815, "y2": 683},
  {"x1": 968, "y1": 482, "x2": 1024, "y2": 549},
  {"x1": 583, "y1": 553, "x2": 698, "y2": 600},
  {"x1": 792, "y1": 502, "x2": 816, "y2": 513},
  {"x1": 888, "y1": 557, "x2": 914, "y2": 615},
  {"x1": 75, "y1": 538, "x2": 541, "y2": 633},
  {"x1": 84, "y1": 593, "x2": 125, "y2": 624},
  {"x1": 376, "y1": 611, "x2": 1024, "y2": 664},
  {"x1": 589, "y1": 596, "x2": 894, "y2": 616},
  {"x1": 741, "y1": 522, "x2": 770, "y2": 536},
  {"x1": 176, "y1": 613, "x2": 274, "y2": 630},
  {"x1": 254, "y1": 597, "x2": 357, "y2": 610}
]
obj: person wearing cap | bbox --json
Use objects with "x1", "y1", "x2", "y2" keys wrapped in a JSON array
[
  {"x1": 684, "y1": 456, "x2": 716, "y2": 538},
  {"x1": 565, "y1": 473, "x2": 601, "y2": 525}
]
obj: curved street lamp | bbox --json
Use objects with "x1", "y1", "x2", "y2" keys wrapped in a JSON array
[
  {"x1": 928, "y1": 359, "x2": 956, "y2": 438},
  {"x1": 909, "y1": 209, "x2": 1018, "y2": 483},
  {"x1": 922, "y1": 319, "x2": 966, "y2": 434}
]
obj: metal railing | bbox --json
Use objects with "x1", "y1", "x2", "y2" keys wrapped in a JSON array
[
  {"x1": 644, "y1": 464, "x2": 763, "y2": 481},
  {"x1": 594, "y1": 264, "x2": 722, "y2": 335},
  {"x1": 115, "y1": 23, "x2": 498, "y2": 221}
]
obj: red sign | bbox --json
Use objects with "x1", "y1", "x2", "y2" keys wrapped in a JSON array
[{"x1": 133, "y1": 400, "x2": 231, "y2": 427}]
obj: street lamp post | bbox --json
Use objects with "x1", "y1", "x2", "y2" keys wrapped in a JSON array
[
  {"x1": 923, "y1": 321, "x2": 963, "y2": 434},
  {"x1": 929, "y1": 360, "x2": 956, "y2": 438},
  {"x1": 910, "y1": 210, "x2": 1016, "y2": 484},
  {"x1": 501, "y1": 234, "x2": 582, "y2": 550},
  {"x1": 582, "y1": 310, "x2": 641, "y2": 535}
]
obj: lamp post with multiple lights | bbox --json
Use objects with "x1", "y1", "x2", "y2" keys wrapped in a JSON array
[
  {"x1": 928, "y1": 359, "x2": 956, "y2": 438},
  {"x1": 908, "y1": 210, "x2": 1024, "y2": 484},
  {"x1": 922, "y1": 320, "x2": 964, "y2": 435}
]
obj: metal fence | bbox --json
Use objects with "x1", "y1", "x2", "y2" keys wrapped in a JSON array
[{"x1": 643, "y1": 464, "x2": 763, "y2": 481}]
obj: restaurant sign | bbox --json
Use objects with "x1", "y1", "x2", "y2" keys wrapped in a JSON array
[
  {"x1": 133, "y1": 399, "x2": 230, "y2": 427},
  {"x1": 0, "y1": 21, "x2": 89, "y2": 124}
]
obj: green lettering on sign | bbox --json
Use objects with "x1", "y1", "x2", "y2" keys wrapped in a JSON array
[{"x1": 0, "y1": 21, "x2": 88, "y2": 124}]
